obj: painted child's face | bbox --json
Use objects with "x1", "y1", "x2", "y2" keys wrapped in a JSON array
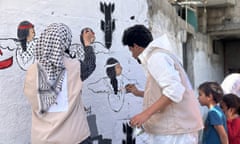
[
  {"x1": 27, "y1": 27, "x2": 35, "y2": 42},
  {"x1": 198, "y1": 89, "x2": 209, "y2": 106},
  {"x1": 115, "y1": 63, "x2": 122, "y2": 76}
]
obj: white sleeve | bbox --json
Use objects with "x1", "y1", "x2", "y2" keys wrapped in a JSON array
[{"x1": 147, "y1": 52, "x2": 185, "y2": 103}]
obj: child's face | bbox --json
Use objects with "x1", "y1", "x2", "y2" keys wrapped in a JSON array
[
  {"x1": 198, "y1": 89, "x2": 209, "y2": 106},
  {"x1": 115, "y1": 63, "x2": 122, "y2": 76},
  {"x1": 220, "y1": 101, "x2": 235, "y2": 119},
  {"x1": 27, "y1": 27, "x2": 35, "y2": 42}
]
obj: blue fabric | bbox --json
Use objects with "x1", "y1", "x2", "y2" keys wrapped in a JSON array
[{"x1": 203, "y1": 105, "x2": 227, "y2": 144}]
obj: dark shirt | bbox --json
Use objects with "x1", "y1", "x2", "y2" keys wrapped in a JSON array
[{"x1": 80, "y1": 46, "x2": 96, "y2": 81}]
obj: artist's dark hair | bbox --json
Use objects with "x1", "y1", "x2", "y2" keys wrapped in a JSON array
[
  {"x1": 122, "y1": 24, "x2": 153, "y2": 48},
  {"x1": 222, "y1": 93, "x2": 240, "y2": 115},
  {"x1": 198, "y1": 81, "x2": 224, "y2": 103},
  {"x1": 106, "y1": 57, "x2": 119, "y2": 95},
  {"x1": 17, "y1": 20, "x2": 34, "y2": 51}
]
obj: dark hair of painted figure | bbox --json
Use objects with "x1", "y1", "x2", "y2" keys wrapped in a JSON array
[
  {"x1": 80, "y1": 27, "x2": 95, "y2": 47},
  {"x1": 17, "y1": 20, "x2": 35, "y2": 51},
  {"x1": 105, "y1": 57, "x2": 120, "y2": 95}
]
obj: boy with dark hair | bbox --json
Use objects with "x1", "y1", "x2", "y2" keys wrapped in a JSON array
[
  {"x1": 198, "y1": 81, "x2": 228, "y2": 144},
  {"x1": 122, "y1": 24, "x2": 203, "y2": 144}
]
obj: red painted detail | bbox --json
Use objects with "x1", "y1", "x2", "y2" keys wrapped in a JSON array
[{"x1": 0, "y1": 56, "x2": 13, "y2": 69}]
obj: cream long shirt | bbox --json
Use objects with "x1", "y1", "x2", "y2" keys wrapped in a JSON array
[
  {"x1": 138, "y1": 34, "x2": 187, "y2": 103},
  {"x1": 138, "y1": 34, "x2": 203, "y2": 134}
]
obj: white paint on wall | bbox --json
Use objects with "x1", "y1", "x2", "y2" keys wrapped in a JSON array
[{"x1": 0, "y1": 0, "x2": 149, "y2": 143}]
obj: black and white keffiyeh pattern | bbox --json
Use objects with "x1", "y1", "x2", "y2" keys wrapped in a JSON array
[
  {"x1": 35, "y1": 23, "x2": 72, "y2": 80},
  {"x1": 37, "y1": 63, "x2": 66, "y2": 114},
  {"x1": 35, "y1": 23, "x2": 72, "y2": 114},
  {"x1": 19, "y1": 40, "x2": 35, "y2": 59}
]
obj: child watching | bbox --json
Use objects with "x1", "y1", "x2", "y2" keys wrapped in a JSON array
[
  {"x1": 221, "y1": 93, "x2": 240, "y2": 144},
  {"x1": 198, "y1": 81, "x2": 228, "y2": 144}
]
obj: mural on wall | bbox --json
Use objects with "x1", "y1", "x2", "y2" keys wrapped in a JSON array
[
  {"x1": 0, "y1": 39, "x2": 14, "y2": 69},
  {"x1": 0, "y1": 28, "x2": 110, "y2": 71},
  {"x1": 16, "y1": 21, "x2": 36, "y2": 70},
  {"x1": 68, "y1": 27, "x2": 111, "y2": 60},
  {"x1": 85, "y1": 107, "x2": 112, "y2": 144},
  {"x1": 0, "y1": 25, "x2": 113, "y2": 143},
  {"x1": 0, "y1": 21, "x2": 36, "y2": 71},
  {"x1": 122, "y1": 122, "x2": 136, "y2": 144},
  {"x1": 100, "y1": 2, "x2": 115, "y2": 49},
  {"x1": 68, "y1": 41, "x2": 111, "y2": 62},
  {"x1": 87, "y1": 57, "x2": 139, "y2": 112},
  {"x1": 0, "y1": 38, "x2": 36, "y2": 70},
  {"x1": 0, "y1": 1, "x2": 117, "y2": 71}
]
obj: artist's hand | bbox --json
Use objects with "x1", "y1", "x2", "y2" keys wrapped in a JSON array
[
  {"x1": 83, "y1": 28, "x2": 95, "y2": 46},
  {"x1": 125, "y1": 84, "x2": 137, "y2": 94},
  {"x1": 125, "y1": 84, "x2": 144, "y2": 97},
  {"x1": 130, "y1": 111, "x2": 150, "y2": 128}
]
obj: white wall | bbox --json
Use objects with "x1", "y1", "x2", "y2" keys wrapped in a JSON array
[
  {"x1": 193, "y1": 33, "x2": 224, "y2": 89},
  {"x1": 147, "y1": 0, "x2": 224, "y2": 87},
  {"x1": 0, "y1": 0, "x2": 150, "y2": 143}
]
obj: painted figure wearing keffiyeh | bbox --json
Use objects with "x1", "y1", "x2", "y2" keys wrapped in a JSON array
[
  {"x1": 24, "y1": 23, "x2": 96, "y2": 144},
  {"x1": 16, "y1": 20, "x2": 36, "y2": 70}
]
